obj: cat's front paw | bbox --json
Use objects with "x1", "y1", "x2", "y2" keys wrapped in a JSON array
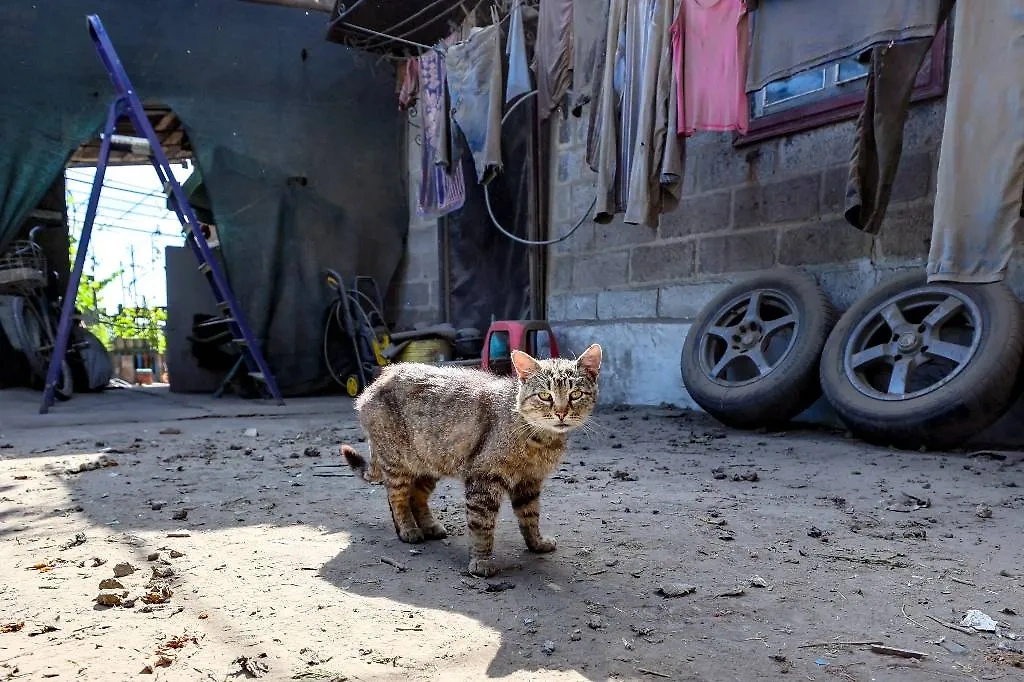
[
  {"x1": 467, "y1": 558, "x2": 500, "y2": 577},
  {"x1": 397, "y1": 527, "x2": 425, "y2": 544},
  {"x1": 422, "y1": 521, "x2": 448, "y2": 540},
  {"x1": 527, "y1": 537, "x2": 557, "y2": 554}
]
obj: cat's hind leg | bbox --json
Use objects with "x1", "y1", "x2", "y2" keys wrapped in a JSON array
[
  {"x1": 410, "y1": 477, "x2": 448, "y2": 540},
  {"x1": 511, "y1": 478, "x2": 556, "y2": 553},
  {"x1": 465, "y1": 476, "x2": 504, "y2": 577},
  {"x1": 385, "y1": 476, "x2": 425, "y2": 544}
]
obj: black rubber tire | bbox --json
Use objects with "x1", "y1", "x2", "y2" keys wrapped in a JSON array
[
  {"x1": 12, "y1": 296, "x2": 73, "y2": 401},
  {"x1": 819, "y1": 273, "x2": 1024, "y2": 451},
  {"x1": 680, "y1": 267, "x2": 836, "y2": 429}
]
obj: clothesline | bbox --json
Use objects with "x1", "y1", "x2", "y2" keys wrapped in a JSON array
[{"x1": 331, "y1": 0, "x2": 534, "y2": 59}]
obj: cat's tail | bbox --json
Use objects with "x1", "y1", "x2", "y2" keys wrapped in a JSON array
[{"x1": 340, "y1": 444, "x2": 382, "y2": 483}]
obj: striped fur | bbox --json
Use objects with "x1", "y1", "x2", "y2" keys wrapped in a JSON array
[{"x1": 342, "y1": 344, "x2": 601, "y2": 577}]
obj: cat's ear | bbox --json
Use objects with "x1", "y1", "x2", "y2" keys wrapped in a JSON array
[
  {"x1": 511, "y1": 349, "x2": 542, "y2": 381},
  {"x1": 576, "y1": 343, "x2": 602, "y2": 379}
]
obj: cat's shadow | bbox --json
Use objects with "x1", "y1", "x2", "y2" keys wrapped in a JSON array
[{"x1": 319, "y1": 494, "x2": 617, "y2": 681}]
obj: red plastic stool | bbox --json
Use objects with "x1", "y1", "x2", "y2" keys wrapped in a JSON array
[{"x1": 481, "y1": 320, "x2": 560, "y2": 375}]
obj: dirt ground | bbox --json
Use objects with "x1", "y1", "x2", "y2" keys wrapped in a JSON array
[{"x1": 2, "y1": 392, "x2": 1024, "y2": 682}]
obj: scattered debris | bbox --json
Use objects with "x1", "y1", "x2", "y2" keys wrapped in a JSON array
[
  {"x1": 1, "y1": 622, "x2": 25, "y2": 634},
  {"x1": 159, "y1": 428, "x2": 182, "y2": 435},
  {"x1": 142, "y1": 586, "x2": 173, "y2": 605},
  {"x1": 637, "y1": 668, "x2": 672, "y2": 679},
  {"x1": 932, "y1": 636, "x2": 969, "y2": 655},
  {"x1": 169, "y1": 550, "x2": 185, "y2": 559},
  {"x1": 303, "y1": 447, "x2": 321, "y2": 458},
  {"x1": 798, "y1": 640, "x2": 883, "y2": 649},
  {"x1": 167, "y1": 531, "x2": 191, "y2": 538},
  {"x1": 234, "y1": 654, "x2": 270, "y2": 678},
  {"x1": 715, "y1": 587, "x2": 746, "y2": 598},
  {"x1": 199, "y1": 612, "x2": 209, "y2": 619},
  {"x1": 98, "y1": 578, "x2": 124, "y2": 590},
  {"x1": 172, "y1": 509, "x2": 188, "y2": 521},
  {"x1": 711, "y1": 467, "x2": 727, "y2": 480},
  {"x1": 870, "y1": 644, "x2": 927, "y2": 659},
  {"x1": 541, "y1": 640, "x2": 555, "y2": 655},
  {"x1": 485, "y1": 580, "x2": 515, "y2": 593},
  {"x1": 749, "y1": 575, "x2": 769, "y2": 588},
  {"x1": 976, "y1": 504, "x2": 994, "y2": 519},
  {"x1": 1003, "y1": 608, "x2": 1018, "y2": 616},
  {"x1": 91, "y1": 557, "x2": 107, "y2": 567},
  {"x1": 243, "y1": 428, "x2": 259, "y2": 438},
  {"x1": 926, "y1": 614, "x2": 976, "y2": 635},
  {"x1": 113, "y1": 562, "x2": 136, "y2": 578},
  {"x1": 59, "y1": 532, "x2": 87, "y2": 550},
  {"x1": 29, "y1": 561, "x2": 57, "y2": 573},
  {"x1": 65, "y1": 455, "x2": 118, "y2": 475},
  {"x1": 150, "y1": 501, "x2": 167, "y2": 511},
  {"x1": 732, "y1": 470, "x2": 759, "y2": 482},
  {"x1": 96, "y1": 589, "x2": 128, "y2": 606},
  {"x1": 380, "y1": 556, "x2": 407, "y2": 572},
  {"x1": 656, "y1": 583, "x2": 697, "y2": 598},
  {"x1": 587, "y1": 616, "x2": 605, "y2": 630},
  {"x1": 13, "y1": 474, "x2": 28, "y2": 480},
  {"x1": 886, "y1": 492, "x2": 931, "y2": 513},
  {"x1": 147, "y1": 552, "x2": 160, "y2": 561},
  {"x1": 962, "y1": 609, "x2": 999, "y2": 632},
  {"x1": 152, "y1": 566, "x2": 175, "y2": 579},
  {"x1": 612, "y1": 470, "x2": 638, "y2": 481},
  {"x1": 698, "y1": 516, "x2": 728, "y2": 527}
]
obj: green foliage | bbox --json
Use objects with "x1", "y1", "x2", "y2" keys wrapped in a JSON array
[
  {"x1": 67, "y1": 221, "x2": 165, "y2": 354},
  {"x1": 109, "y1": 305, "x2": 168, "y2": 355}
]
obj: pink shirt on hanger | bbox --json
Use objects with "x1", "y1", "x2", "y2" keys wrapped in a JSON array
[{"x1": 672, "y1": 0, "x2": 750, "y2": 136}]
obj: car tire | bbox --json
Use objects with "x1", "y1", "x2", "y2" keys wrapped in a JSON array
[
  {"x1": 819, "y1": 273, "x2": 1024, "y2": 450},
  {"x1": 680, "y1": 268, "x2": 836, "y2": 429}
]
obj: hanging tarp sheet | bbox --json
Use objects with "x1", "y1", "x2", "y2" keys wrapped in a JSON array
[
  {"x1": 444, "y1": 101, "x2": 533, "y2": 332},
  {"x1": 0, "y1": 0, "x2": 407, "y2": 396}
]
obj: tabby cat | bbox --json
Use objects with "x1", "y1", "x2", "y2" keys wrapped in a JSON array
[{"x1": 341, "y1": 343, "x2": 602, "y2": 577}]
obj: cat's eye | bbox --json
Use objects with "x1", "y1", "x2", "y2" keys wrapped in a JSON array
[
  {"x1": 537, "y1": 391, "x2": 553, "y2": 402},
  {"x1": 569, "y1": 390, "x2": 584, "y2": 401}
]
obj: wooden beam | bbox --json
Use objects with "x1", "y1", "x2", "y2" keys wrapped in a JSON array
[
  {"x1": 234, "y1": 0, "x2": 332, "y2": 13},
  {"x1": 154, "y1": 112, "x2": 177, "y2": 132}
]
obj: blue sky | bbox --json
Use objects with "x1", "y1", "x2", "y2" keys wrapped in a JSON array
[{"x1": 65, "y1": 163, "x2": 194, "y2": 314}]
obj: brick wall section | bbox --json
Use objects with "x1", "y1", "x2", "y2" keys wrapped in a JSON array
[
  {"x1": 548, "y1": 101, "x2": 947, "y2": 322},
  {"x1": 387, "y1": 107, "x2": 443, "y2": 330}
]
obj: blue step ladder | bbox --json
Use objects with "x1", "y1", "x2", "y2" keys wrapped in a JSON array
[{"x1": 40, "y1": 14, "x2": 284, "y2": 412}]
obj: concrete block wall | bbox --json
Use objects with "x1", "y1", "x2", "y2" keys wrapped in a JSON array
[
  {"x1": 386, "y1": 106, "x2": 443, "y2": 331},
  {"x1": 548, "y1": 101, "x2": 951, "y2": 407}
]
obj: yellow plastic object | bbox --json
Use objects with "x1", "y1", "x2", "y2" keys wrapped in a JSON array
[
  {"x1": 397, "y1": 338, "x2": 454, "y2": 364},
  {"x1": 345, "y1": 374, "x2": 361, "y2": 397},
  {"x1": 371, "y1": 330, "x2": 392, "y2": 368}
]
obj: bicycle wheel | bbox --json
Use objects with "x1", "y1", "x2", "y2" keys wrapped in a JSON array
[{"x1": 11, "y1": 296, "x2": 73, "y2": 401}]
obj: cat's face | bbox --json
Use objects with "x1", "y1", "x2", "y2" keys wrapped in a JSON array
[{"x1": 512, "y1": 344, "x2": 602, "y2": 434}]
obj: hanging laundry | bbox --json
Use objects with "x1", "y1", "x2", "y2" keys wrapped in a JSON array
[
  {"x1": 398, "y1": 58, "x2": 419, "y2": 111},
  {"x1": 536, "y1": 0, "x2": 573, "y2": 120},
  {"x1": 506, "y1": 0, "x2": 532, "y2": 103},
  {"x1": 591, "y1": 0, "x2": 683, "y2": 227},
  {"x1": 570, "y1": 0, "x2": 610, "y2": 117},
  {"x1": 417, "y1": 47, "x2": 466, "y2": 219},
  {"x1": 844, "y1": 0, "x2": 953, "y2": 235},
  {"x1": 746, "y1": 0, "x2": 948, "y2": 93},
  {"x1": 672, "y1": 0, "x2": 749, "y2": 137},
  {"x1": 927, "y1": 0, "x2": 1024, "y2": 284},
  {"x1": 446, "y1": 24, "x2": 504, "y2": 184}
]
